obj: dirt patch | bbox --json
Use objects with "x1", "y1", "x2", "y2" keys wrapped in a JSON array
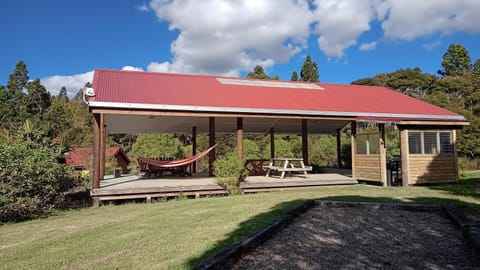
[{"x1": 229, "y1": 204, "x2": 478, "y2": 270}]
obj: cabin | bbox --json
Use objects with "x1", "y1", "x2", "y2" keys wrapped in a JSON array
[
  {"x1": 87, "y1": 69, "x2": 468, "y2": 201},
  {"x1": 65, "y1": 146, "x2": 130, "y2": 175}
]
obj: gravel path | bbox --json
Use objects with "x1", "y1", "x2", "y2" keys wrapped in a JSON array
[{"x1": 230, "y1": 205, "x2": 478, "y2": 270}]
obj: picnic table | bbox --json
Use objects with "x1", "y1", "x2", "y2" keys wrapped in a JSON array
[{"x1": 263, "y1": 157, "x2": 312, "y2": 179}]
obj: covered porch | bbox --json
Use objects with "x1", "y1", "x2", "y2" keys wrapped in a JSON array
[
  {"x1": 88, "y1": 69, "x2": 469, "y2": 203},
  {"x1": 91, "y1": 169, "x2": 356, "y2": 202}
]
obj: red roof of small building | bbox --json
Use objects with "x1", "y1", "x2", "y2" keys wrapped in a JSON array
[
  {"x1": 90, "y1": 69, "x2": 465, "y2": 122},
  {"x1": 65, "y1": 146, "x2": 129, "y2": 169}
]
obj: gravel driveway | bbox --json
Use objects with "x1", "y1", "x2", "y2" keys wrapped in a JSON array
[{"x1": 229, "y1": 205, "x2": 478, "y2": 269}]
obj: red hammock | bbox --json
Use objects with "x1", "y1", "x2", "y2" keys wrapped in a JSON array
[{"x1": 138, "y1": 144, "x2": 217, "y2": 175}]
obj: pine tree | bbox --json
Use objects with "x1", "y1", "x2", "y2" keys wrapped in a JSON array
[
  {"x1": 300, "y1": 55, "x2": 319, "y2": 82},
  {"x1": 246, "y1": 65, "x2": 270, "y2": 80},
  {"x1": 438, "y1": 44, "x2": 472, "y2": 77},
  {"x1": 58, "y1": 86, "x2": 69, "y2": 102},
  {"x1": 291, "y1": 71, "x2": 298, "y2": 81},
  {"x1": 3, "y1": 61, "x2": 30, "y2": 129},
  {"x1": 26, "y1": 78, "x2": 51, "y2": 116}
]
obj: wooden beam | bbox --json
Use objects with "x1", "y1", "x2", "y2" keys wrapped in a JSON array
[
  {"x1": 270, "y1": 127, "x2": 275, "y2": 159},
  {"x1": 91, "y1": 108, "x2": 355, "y2": 121},
  {"x1": 302, "y1": 119, "x2": 308, "y2": 165},
  {"x1": 379, "y1": 124, "x2": 387, "y2": 186},
  {"x1": 398, "y1": 121, "x2": 469, "y2": 126},
  {"x1": 452, "y1": 129, "x2": 458, "y2": 181},
  {"x1": 351, "y1": 121, "x2": 357, "y2": 179},
  {"x1": 237, "y1": 117, "x2": 243, "y2": 164},
  {"x1": 336, "y1": 128, "x2": 342, "y2": 168},
  {"x1": 100, "y1": 114, "x2": 106, "y2": 180},
  {"x1": 192, "y1": 126, "x2": 197, "y2": 173},
  {"x1": 92, "y1": 114, "x2": 101, "y2": 189},
  {"x1": 208, "y1": 117, "x2": 216, "y2": 177},
  {"x1": 400, "y1": 128, "x2": 410, "y2": 186}
]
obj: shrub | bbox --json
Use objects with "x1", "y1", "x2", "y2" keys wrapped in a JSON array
[
  {"x1": 214, "y1": 153, "x2": 244, "y2": 195},
  {"x1": 0, "y1": 132, "x2": 76, "y2": 222}
]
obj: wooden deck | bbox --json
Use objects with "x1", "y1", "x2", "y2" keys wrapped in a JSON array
[{"x1": 91, "y1": 169, "x2": 356, "y2": 202}]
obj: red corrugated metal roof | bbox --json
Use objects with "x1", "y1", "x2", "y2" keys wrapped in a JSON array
[
  {"x1": 90, "y1": 69, "x2": 465, "y2": 121},
  {"x1": 64, "y1": 146, "x2": 129, "y2": 168}
]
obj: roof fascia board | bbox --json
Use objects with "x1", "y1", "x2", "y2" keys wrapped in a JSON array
[{"x1": 89, "y1": 101, "x2": 466, "y2": 122}]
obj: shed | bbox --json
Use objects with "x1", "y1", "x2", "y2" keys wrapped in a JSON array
[
  {"x1": 88, "y1": 69, "x2": 468, "y2": 188},
  {"x1": 65, "y1": 146, "x2": 130, "y2": 174}
]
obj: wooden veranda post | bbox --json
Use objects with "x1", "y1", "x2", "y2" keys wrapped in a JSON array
[
  {"x1": 237, "y1": 118, "x2": 243, "y2": 164},
  {"x1": 270, "y1": 127, "x2": 275, "y2": 159},
  {"x1": 351, "y1": 121, "x2": 357, "y2": 179},
  {"x1": 302, "y1": 119, "x2": 308, "y2": 165},
  {"x1": 92, "y1": 113, "x2": 101, "y2": 189},
  {"x1": 399, "y1": 127, "x2": 410, "y2": 186},
  {"x1": 192, "y1": 126, "x2": 197, "y2": 173},
  {"x1": 208, "y1": 117, "x2": 216, "y2": 177},
  {"x1": 379, "y1": 124, "x2": 387, "y2": 186},
  {"x1": 100, "y1": 114, "x2": 106, "y2": 180},
  {"x1": 336, "y1": 128, "x2": 342, "y2": 168}
]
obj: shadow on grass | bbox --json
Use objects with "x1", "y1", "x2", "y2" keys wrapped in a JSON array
[
  {"x1": 186, "y1": 193, "x2": 480, "y2": 269},
  {"x1": 426, "y1": 175, "x2": 480, "y2": 200},
  {"x1": 185, "y1": 199, "x2": 306, "y2": 269}
]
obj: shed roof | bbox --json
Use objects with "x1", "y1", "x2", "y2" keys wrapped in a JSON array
[{"x1": 89, "y1": 69, "x2": 467, "y2": 134}]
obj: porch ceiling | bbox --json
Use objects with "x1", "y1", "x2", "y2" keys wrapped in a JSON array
[{"x1": 103, "y1": 114, "x2": 350, "y2": 135}]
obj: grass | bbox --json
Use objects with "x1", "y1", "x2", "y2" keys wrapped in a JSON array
[{"x1": 1, "y1": 172, "x2": 479, "y2": 269}]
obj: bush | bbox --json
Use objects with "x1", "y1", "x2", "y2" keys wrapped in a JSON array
[
  {"x1": 214, "y1": 153, "x2": 244, "y2": 195},
  {"x1": 0, "y1": 134, "x2": 76, "y2": 223}
]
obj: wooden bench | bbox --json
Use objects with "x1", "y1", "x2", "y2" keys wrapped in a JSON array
[{"x1": 263, "y1": 158, "x2": 312, "y2": 179}]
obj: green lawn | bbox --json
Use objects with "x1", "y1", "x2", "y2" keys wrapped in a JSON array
[{"x1": 1, "y1": 172, "x2": 479, "y2": 270}]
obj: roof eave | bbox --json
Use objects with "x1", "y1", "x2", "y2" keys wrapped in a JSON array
[{"x1": 89, "y1": 101, "x2": 467, "y2": 123}]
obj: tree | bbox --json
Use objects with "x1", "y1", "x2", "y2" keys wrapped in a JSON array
[
  {"x1": 300, "y1": 55, "x2": 319, "y2": 82},
  {"x1": 26, "y1": 78, "x2": 51, "y2": 116},
  {"x1": 246, "y1": 65, "x2": 270, "y2": 80},
  {"x1": 2, "y1": 61, "x2": 30, "y2": 129},
  {"x1": 131, "y1": 134, "x2": 185, "y2": 159},
  {"x1": 473, "y1": 58, "x2": 480, "y2": 76},
  {"x1": 291, "y1": 71, "x2": 298, "y2": 81},
  {"x1": 58, "y1": 86, "x2": 69, "y2": 102},
  {"x1": 438, "y1": 44, "x2": 471, "y2": 77}
]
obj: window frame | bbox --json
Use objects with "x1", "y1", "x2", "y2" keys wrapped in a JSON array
[{"x1": 408, "y1": 130, "x2": 453, "y2": 155}]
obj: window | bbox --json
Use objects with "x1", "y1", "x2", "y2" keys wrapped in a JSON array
[
  {"x1": 356, "y1": 135, "x2": 367, "y2": 154},
  {"x1": 423, "y1": 132, "x2": 437, "y2": 154},
  {"x1": 356, "y1": 133, "x2": 380, "y2": 155},
  {"x1": 440, "y1": 132, "x2": 453, "y2": 153},
  {"x1": 408, "y1": 130, "x2": 453, "y2": 155},
  {"x1": 368, "y1": 134, "x2": 380, "y2": 154},
  {"x1": 408, "y1": 132, "x2": 422, "y2": 154}
]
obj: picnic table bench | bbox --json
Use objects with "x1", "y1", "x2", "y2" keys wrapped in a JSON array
[{"x1": 263, "y1": 158, "x2": 312, "y2": 179}]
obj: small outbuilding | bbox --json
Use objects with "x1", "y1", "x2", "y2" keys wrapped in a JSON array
[
  {"x1": 65, "y1": 146, "x2": 130, "y2": 175},
  {"x1": 88, "y1": 69, "x2": 468, "y2": 189}
]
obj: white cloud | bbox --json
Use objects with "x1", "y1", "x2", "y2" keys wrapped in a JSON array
[
  {"x1": 359, "y1": 41, "x2": 378, "y2": 51},
  {"x1": 136, "y1": 3, "x2": 149, "y2": 12},
  {"x1": 40, "y1": 71, "x2": 94, "y2": 98},
  {"x1": 312, "y1": 0, "x2": 377, "y2": 58},
  {"x1": 379, "y1": 0, "x2": 480, "y2": 41},
  {"x1": 122, "y1": 65, "x2": 144, "y2": 72},
  {"x1": 148, "y1": 0, "x2": 312, "y2": 76},
  {"x1": 422, "y1": 40, "x2": 441, "y2": 51}
]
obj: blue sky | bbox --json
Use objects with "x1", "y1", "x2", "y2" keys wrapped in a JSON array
[{"x1": 1, "y1": 0, "x2": 479, "y2": 97}]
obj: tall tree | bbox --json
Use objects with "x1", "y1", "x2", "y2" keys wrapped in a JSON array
[
  {"x1": 291, "y1": 71, "x2": 298, "y2": 81},
  {"x1": 26, "y1": 78, "x2": 51, "y2": 116},
  {"x1": 2, "y1": 61, "x2": 30, "y2": 129},
  {"x1": 473, "y1": 58, "x2": 480, "y2": 76},
  {"x1": 58, "y1": 86, "x2": 69, "y2": 102},
  {"x1": 438, "y1": 44, "x2": 472, "y2": 77},
  {"x1": 246, "y1": 65, "x2": 270, "y2": 80},
  {"x1": 300, "y1": 55, "x2": 319, "y2": 82}
]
